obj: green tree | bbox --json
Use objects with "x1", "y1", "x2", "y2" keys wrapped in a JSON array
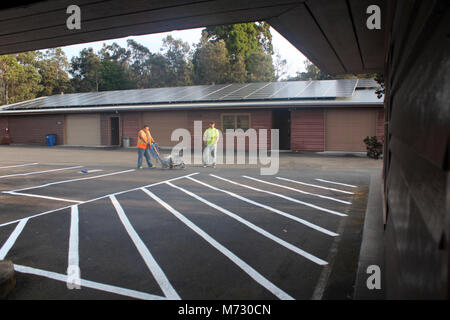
[
  {"x1": 127, "y1": 39, "x2": 153, "y2": 89},
  {"x1": 204, "y1": 22, "x2": 273, "y2": 59},
  {"x1": 35, "y1": 48, "x2": 72, "y2": 96},
  {"x1": 98, "y1": 43, "x2": 134, "y2": 90},
  {"x1": 192, "y1": 40, "x2": 230, "y2": 85},
  {"x1": 288, "y1": 59, "x2": 332, "y2": 81},
  {"x1": 162, "y1": 35, "x2": 193, "y2": 86},
  {"x1": 70, "y1": 48, "x2": 102, "y2": 92},
  {"x1": 246, "y1": 51, "x2": 275, "y2": 82},
  {"x1": 0, "y1": 52, "x2": 42, "y2": 105},
  {"x1": 202, "y1": 22, "x2": 275, "y2": 82}
]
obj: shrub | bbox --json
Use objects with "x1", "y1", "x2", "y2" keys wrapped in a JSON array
[{"x1": 363, "y1": 136, "x2": 383, "y2": 159}]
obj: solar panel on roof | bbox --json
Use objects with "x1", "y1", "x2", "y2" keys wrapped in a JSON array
[
  {"x1": 245, "y1": 82, "x2": 284, "y2": 99},
  {"x1": 1, "y1": 79, "x2": 378, "y2": 111},
  {"x1": 270, "y1": 81, "x2": 310, "y2": 99},
  {"x1": 356, "y1": 78, "x2": 379, "y2": 88},
  {"x1": 220, "y1": 83, "x2": 267, "y2": 100}
]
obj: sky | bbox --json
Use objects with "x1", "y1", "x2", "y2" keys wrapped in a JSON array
[{"x1": 60, "y1": 27, "x2": 307, "y2": 80}]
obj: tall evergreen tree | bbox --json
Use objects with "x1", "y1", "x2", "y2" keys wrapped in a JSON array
[{"x1": 35, "y1": 48, "x2": 72, "y2": 96}]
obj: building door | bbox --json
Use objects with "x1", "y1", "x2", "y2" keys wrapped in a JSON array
[
  {"x1": 272, "y1": 109, "x2": 291, "y2": 150},
  {"x1": 325, "y1": 109, "x2": 376, "y2": 151},
  {"x1": 65, "y1": 114, "x2": 101, "y2": 146},
  {"x1": 110, "y1": 117, "x2": 120, "y2": 146}
]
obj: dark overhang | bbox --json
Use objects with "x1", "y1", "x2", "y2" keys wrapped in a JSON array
[{"x1": 0, "y1": 0, "x2": 386, "y2": 75}]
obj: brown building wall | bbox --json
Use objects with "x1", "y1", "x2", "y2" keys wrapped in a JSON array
[
  {"x1": 8, "y1": 115, "x2": 64, "y2": 145},
  {"x1": 383, "y1": 1, "x2": 448, "y2": 299},
  {"x1": 0, "y1": 117, "x2": 8, "y2": 142},
  {"x1": 290, "y1": 109, "x2": 325, "y2": 151},
  {"x1": 376, "y1": 109, "x2": 385, "y2": 143},
  {"x1": 138, "y1": 108, "x2": 273, "y2": 150}
]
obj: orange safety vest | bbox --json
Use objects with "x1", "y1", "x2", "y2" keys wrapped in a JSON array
[{"x1": 137, "y1": 129, "x2": 154, "y2": 149}]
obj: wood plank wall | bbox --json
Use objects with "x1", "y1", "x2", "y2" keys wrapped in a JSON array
[{"x1": 384, "y1": 0, "x2": 449, "y2": 299}]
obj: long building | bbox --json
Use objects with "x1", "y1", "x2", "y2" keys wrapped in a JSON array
[{"x1": 0, "y1": 78, "x2": 383, "y2": 152}]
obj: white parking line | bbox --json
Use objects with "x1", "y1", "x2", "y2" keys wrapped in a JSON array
[
  {"x1": 0, "y1": 166, "x2": 83, "y2": 179},
  {"x1": 10, "y1": 169, "x2": 136, "y2": 192},
  {"x1": 276, "y1": 177, "x2": 354, "y2": 195},
  {"x1": 210, "y1": 175, "x2": 347, "y2": 217},
  {"x1": 314, "y1": 178, "x2": 358, "y2": 188},
  {"x1": 187, "y1": 177, "x2": 338, "y2": 237},
  {"x1": 110, "y1": 195, "x2": 181, "y2": 300},
  {"x1": 0, "y1": 172, "x2": 200, "y2": 228},
  {"x1": 67, "y1": 205, "x2": 81, "y2": 288},
  {"x1": 142, "y1": 187, "x2": 295, "y2": 300},
  {"x1": 4, "y1": 191, "x2": 82, "y2": 204},
  {"x1": 0, "y1": 218, "x2": 29, "y2": 259},
  {"x1": 243, "y1": 176, "x2": 351, "y2": 205},
  {"x1": 166, "y1": 182, "x2": 328, "y2": 265},
  {"x1": 0, "y1": 163, "x2": 39, "y2": 169},
  {"x1": 14, "y1": 264, "x2": 166, "y2": 300}
]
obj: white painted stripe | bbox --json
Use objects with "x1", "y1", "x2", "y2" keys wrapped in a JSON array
[
  {"x1": 166, "y1": 182, "x2": 327, "y2": 265},
  {"x1": 0, "y1": 218, "x2": 28, "y2": 259},
  {"x1": 277, "y1": 177, "x2": 354, "y2": 194},
  {"x1": 210, "y1": 174, "x2": 347, "y2": 217},
  {"x1": 12, "y1": 169, "x2": 135, "y2": 192},
  {"x1": 110, "y1": 195, "x2": 180, "y2": 300},
  {"x1": 13, "y1": 264, "x2": 166, "y2": 300},
  {"x1": 142, "y1": 188, "x2": 294, "y2": 300},
  {"x1": 0, "y1": 172, "x2": 200, "y2": 228},
  {"x1": 68, "y1": 205, "x2": 80, "y2": 271},
  {"x1": 244, "y1": 176, "x2": 351, "y2": 205},
  {"x1": 78, "y1": 169, "x2": 104, "y2": 174},
  {"x1": 315, "y1": 178, "x2": 358, "y2": 188},
  {"x1": 187, "y1": 177, "x2": 338, "y2": 236},
  {"x1": 0, "y1": 166, "x2": 83, "y2": 179},
  {"x1": 67, "y1": 205, "x2": 81, "y2": 289},
  {"x1": 5, "y1": 191, "x2": 82, "y2": 203},
  {"x1": 0, "y1": 163, "x2": 39, "y2": 169}
]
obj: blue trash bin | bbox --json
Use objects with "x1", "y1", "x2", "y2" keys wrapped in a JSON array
[{"x1": 46, "y1": 134, "x2": 56, "y2": 146}]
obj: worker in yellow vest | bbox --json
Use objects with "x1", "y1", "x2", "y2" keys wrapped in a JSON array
[
  {"x1": 203, "y1": 121, "x2": 220, "y2": 168},
  {"x1": 137, "y1": 124, "x2": 158, "y2": 169}
]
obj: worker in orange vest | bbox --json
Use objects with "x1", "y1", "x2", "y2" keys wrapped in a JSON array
[{"x1": 137, "y1": 124, "x2": 158, "y2": 169}]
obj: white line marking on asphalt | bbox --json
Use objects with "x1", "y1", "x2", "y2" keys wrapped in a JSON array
[
  {"x1": 276, "y1": 177, "x2": 354, "y2": 195},
  {"x1": 210, "y1": 175, "x2": 347, "y2": 217},
  {"x1": 141, "y1": 187, "x2": 295, "y2": 300},
  {"x1": 0, "y1": 166, "x2": 83, "y2": 179},
  {"x1": 110, "y1": 195, "x2": 180, "y2": 300},
  {"x1": 244, "y1": 176, "x2": 352, "y2": 205},
  {"x1": 13, "y1": 264, "x2": 167, "y2": 300},
  {"x1": 78, "y1": 169, "x2": 103, "y2": 174},
  {"x1": 166, "y1": 182, "x2": 328, "y2": 265},
  {"x1": 0, "y1": 172, "x2": 200, "y2": 228},
  {"x1": 11, "y1": 169, "x2": 136, "y2": 192},
  {"x1": 314, "y1": 178, "x2": 358, "y2": 188},
  {"x1": 187, "y1": 177, "x2": 338, "y2": 237},
  {"x1": 0, "y1": 163, "x2": 39, "y2": 169},
  {"x1": 4, "y1": 191, "x2": 82, "y2": 203},
  {"x1": 0, "y1": 218, "x2": 28, "y2": 259},
  {"x1": 67, "y1": 205, "x2": 80, "y2": 286}
]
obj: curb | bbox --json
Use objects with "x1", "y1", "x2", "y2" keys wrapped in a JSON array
[
  {"x1": 352, "y1": 172, "x2": 385, "y2": 299},
  {"x1": 0, "y1": 260, "x2": 15, "y2": 299}
]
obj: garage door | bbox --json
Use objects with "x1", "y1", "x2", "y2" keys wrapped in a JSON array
[
  {"x1": 65, "y1": 114, "x2": 101, "y2": 146},
  {"x1": 142, "y1": 111, "x2": 188, "y2": 146},
  {"x1": 325, "y1": 109, "x2": 376, "y2": 151}
]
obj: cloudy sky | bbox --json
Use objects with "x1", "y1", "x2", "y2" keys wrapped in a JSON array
[{"x1": 60, "y1": 27, "x2": 307, "y2": 80}]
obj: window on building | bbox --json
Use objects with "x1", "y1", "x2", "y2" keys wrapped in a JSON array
[{"x1": 221, "y1": 114, "x2": 250, "y2": 131}]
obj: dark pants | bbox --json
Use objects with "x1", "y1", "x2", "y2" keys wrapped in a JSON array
[{"x1": 137, "y1": 147, "x2": 153, "y2": 168}]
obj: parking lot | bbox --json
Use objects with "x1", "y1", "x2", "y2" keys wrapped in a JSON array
[{"x1": 0, "y1": 146, "x2": 379, "y2": 300}]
